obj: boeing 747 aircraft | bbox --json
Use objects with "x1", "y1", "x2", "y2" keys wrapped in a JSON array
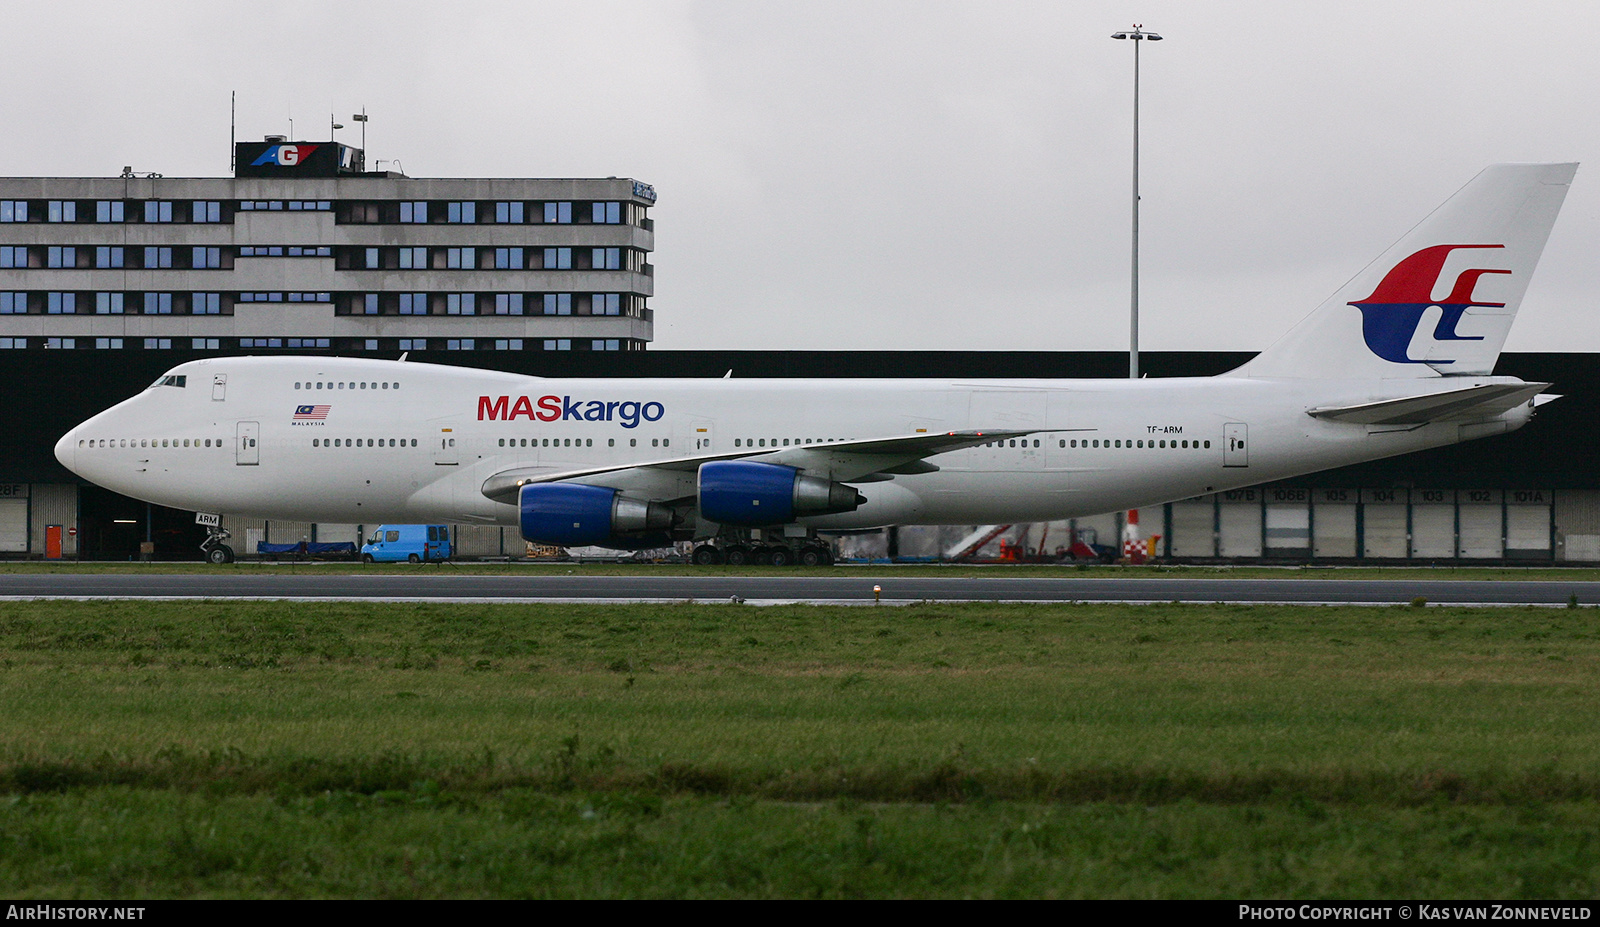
[{"x1": 56, "y1": 163, "x2": 1575, "y2": 564}]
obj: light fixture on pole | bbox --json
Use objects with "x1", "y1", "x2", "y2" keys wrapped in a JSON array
[
  {"x1": 1111, "y1": 25, "x2": 1162, "y2": 379},
  {"x1": 352, "y1": 109, "x2": 368, "y2": 154}
]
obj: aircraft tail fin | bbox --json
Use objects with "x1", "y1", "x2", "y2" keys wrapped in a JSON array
[{"x1": 1231, "y1": 163, "x2": 1575, "y2": 380}]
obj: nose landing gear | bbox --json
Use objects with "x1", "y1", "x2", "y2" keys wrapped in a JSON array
[{"x1": 200, "y1": 524, "x2": 235, "y2": 564}]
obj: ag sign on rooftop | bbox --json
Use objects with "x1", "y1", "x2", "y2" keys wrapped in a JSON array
[{"x1": 234, "y1": 140, "x2": 364, "y2": 178}]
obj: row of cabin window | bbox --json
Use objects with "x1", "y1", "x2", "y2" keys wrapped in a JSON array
[
  {"x1": 312, "y1": 438, "x2": 418, "y2": 448},
  {"x1": 733, "y1": 438, "x2": 848, "y2": 448},
  {"x1": 78, "y1": 436, "x2": 226, "y2": 449},
  {"x1": 0, "y1": 200, "x2": 640, "y2": 225},
  {"x1": 1064, "y1": 438, "x2": 1212, "y2": 449},
  {"x1": 295, "y1": 381, "x2": 401, "y2": 391},
  {"x1": 498, "y1": 437, "x2": 670, "y2": 448}
]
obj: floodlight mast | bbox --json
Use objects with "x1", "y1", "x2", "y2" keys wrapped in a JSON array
[{"x1": 1111, "y1": 25, "x2": 1162, "y2": 379}]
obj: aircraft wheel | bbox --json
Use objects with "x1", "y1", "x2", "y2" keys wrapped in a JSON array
[
  {"x1": 722, "y1": 546, "x2": 750, "y2": 566},
  {"x1": 206, "y1": 546, "x2": 229, "y2": 565},
  {"x1": 362, "y1": 554, "x2": 375, "y2": 564},
  {"x1": 691, "y1": 545, "x2": 723, "y2": 566},
  {"x1": 408, "y1": 553, "x2": 421, "y2": 564},
  {"x1": 768, "y1": 547, "x2": 793, "y2": 567},
  {"x1": 798, "y1": 547, "x2": 823, "y2": 567}
]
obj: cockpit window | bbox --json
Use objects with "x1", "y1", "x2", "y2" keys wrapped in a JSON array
[{"x1": 148, "y1": 375, "x2": 188, "y2": 389}]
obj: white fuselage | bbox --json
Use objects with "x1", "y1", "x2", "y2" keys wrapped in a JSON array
[{"x1": 55, "y1": 356, "x2": 1535, "y2": 532}]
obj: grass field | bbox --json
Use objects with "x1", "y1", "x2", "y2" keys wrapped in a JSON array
[{"x1": 0, "y1": 598, "x2": 1596, "y2": 898}]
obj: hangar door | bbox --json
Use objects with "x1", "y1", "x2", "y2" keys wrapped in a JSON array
[
  {"x1": 1264, "y1": 488, "x2": 1310, "y2": 557},
  {"x1": 1506, "y1": 490, "x2": 1553, "y2": 558},
  {"x1": 1410, "y1": 490, "x2": 1455, "y2": 558},
  {"x1": 1217, "y1": 488, "x2": 1261, "y2": 558},
  {"x1": 1457, "y1": 490, "x2": 1503, "y2": 559},
  {"x1": 1167, "y1": 496, "x2": 1215, "y2": 557},
  {"x1": 1313, "y1": 489, "x2": 1357, "y2": 558},
  {"x1": 1362, "y1": 489, "x2": 1408, "y2": 559},
  {"x1": 0, "y1": 497, "x2": 24, "y2": 552}
]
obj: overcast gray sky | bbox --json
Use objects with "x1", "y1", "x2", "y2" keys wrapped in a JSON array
[{"x1": 6, "y1": 1, "x2": 1597, "y2": 353}]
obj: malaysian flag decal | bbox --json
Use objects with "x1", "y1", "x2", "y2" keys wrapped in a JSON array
[{"x1": 293, "y1": 405, "x2": 331, "y2": 421}]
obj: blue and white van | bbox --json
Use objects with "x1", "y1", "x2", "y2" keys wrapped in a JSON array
[{"x1": 361, "y1": 525, "x2": 451, "y2": 563}]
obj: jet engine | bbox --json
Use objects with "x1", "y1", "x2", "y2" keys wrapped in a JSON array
[
  {"x1": 519, "y1": 483, "x2": 673, "y2": 547},
  {"x1": 697, "y1": 460, "x2": 865, "y2": 526}
]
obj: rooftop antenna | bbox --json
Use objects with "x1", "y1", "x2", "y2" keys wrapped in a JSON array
[
  {"x1": 230, "y1": 91, "x2": 236, "y2": 173},
  {"x1": 353, "y1": 107, "x2": 368, "y2": 153}
]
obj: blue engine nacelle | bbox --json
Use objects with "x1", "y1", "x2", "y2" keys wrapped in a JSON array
[
  {"x1": 698, "y1": 461, "x2": 865, "y2": 527},
  {"x1": 519, "y1": 483, "x2": 673, "y2": 547}
]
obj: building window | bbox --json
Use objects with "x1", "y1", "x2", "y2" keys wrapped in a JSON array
[
  {"x1": 398, "y1": 293, "x2": 428, "y2": 315},
  {"x1": 447, "y1": 201, "x2": 476, "y2": 223},
  {"x1": 48, "y1": 201, "x2": 76, "y2": 223},
  {"x1": 446, "y1": 247, "x2": 475, "y2": 269},
  {"x1": 95, "y1": 293, "x2": 124, "y2": 314},
  {"x1": 143, "y1": 247, "x2": 173, "y2": 269},
  {"x1": 0, "y1": 201, "x2": 27, "y2": 222},
  {"x1": 592, "y1": 339, "x2": 621, "y2": 351},
  {"x1": 95, "y1": 246, "x2": 125, "y2": 268},
  {"x1": 543, "y1": 247, "x2": 572, "y2": 269},
  {"x1": 192, "y1": 338, "x2": 220, "y2": 349},
  {"x1": 592, "y1": 202, "x2": 621, "y2": 224},
  {"x1": 592, "y1": 247, "x2": 621, "y2": 270},
  {"x1": 356, "y1": 293, "x2": 379, "y2": 315},
  {"x1": 446, "y1": 293, "x2": 476, "y2": 315},
  {"x1": 143, "y1": 338, "x2": 172, "y2": 349},
  {"x1": 446, "y1": 339, "x2": 475, "y2": 350},
  {"x1": 95, "y1": 338, "x2": 123, "y2": 349},
  {"x1": 44, "y1": 338, "x2": 76, "y2": 349},
  {"x1": 495, "y1": 202, "x2": 524, "y2": 224},
  {"x1": 287, "y1": 338, "x2": 330, "y2": 348},
  {"x1": 287, "y1": 246, "x2": 331, "y2": 257},
  {"x1": 286, "y1": 200, "x2": 330, "y2": 211},
  {"x1": 192, "y1": 247, "x2": 222, "y2": 269},
  {"x1": 47, "y1": 246, "x2": 76, "y2": 268},
  {"x1": 543, "y1": 339, "x2": 572, "y2": 351},
  {"x1": 399, "y1": 247, "x2": 427, "y2": 269},
  {"x1": 365, "y1": 247, "x2": 381, "y2": 269},
  {"x1": 542, "y1": 293, "x2": 572, "y2": 315},
  {"x1": 399, "y1": 338, "x2": 427, "y2": 351},
  {"x1": 238, "y1": 200, "x2": 285, "y2": 211},
  {"x1": 192, "y1": 201, "x2": 222, "y2": 223},
  {"x1": 239, "y1": 338, "x2": 283, "y2": 348},
  {"x1": 494, "y1": 293, "x2": 523, "y2": 315},
  {"x1": 143, "y1": 293, "x2": 173, "y2": 314},
  {"x1": 193, "y1": 293, "x2": 222, "y2": 314},
  {"x1": 543, "y1": 202, "x2": 573, "y2": 224},
  {"x1": 399, "y1": 201, "x2": 427, "y2": 223},
  {"x1": 143, "y1": 201, "x2": 173, "y2": 223},
  {"x1": 592, "y1": 293, "x2": 621, "y2": 316},
  {"x1": 0, "y1": 338, "x2": 26, "y2": 349},
  {"x1": 363, "y1": 339, "x2": 378, "y2": 351},
  {"x1": 46, "y1": 292, "x2": 76, "y2": 314},
  {"x1": 494, "y1": 339, "x2": 524, "y2": 351},
  {"x1": 0, "y1": 293, "x2": 26, "y2": 314},
  {"x1": 494, "y1": 247, "x2": 523, "y2": 269},
  {"x1": 0, "y1": 247, "x2": 26, "y2": 268},
  {"x1": 95, "y1": 201, "x2": 124, "y2": 223}
]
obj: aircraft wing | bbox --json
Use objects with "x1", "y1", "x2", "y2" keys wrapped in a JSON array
[
  {"x1": 1306, "y1": 382, "x2": 1551, "y2": 426},
  {"x1": 479, "y1": 429, "x2": 1035, "y2": 503}
]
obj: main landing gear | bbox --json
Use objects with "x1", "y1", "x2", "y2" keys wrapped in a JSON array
[
  {"x1": 200, "y1": 525, "x2": 235, "y2": 564},
  {"x1": 689, "y1": 530, "x2": 835, "y2": 567}
]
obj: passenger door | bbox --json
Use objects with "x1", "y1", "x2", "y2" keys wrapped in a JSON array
[{"x1": 236, "y1": 421, "x2": 259, "y2": 466}]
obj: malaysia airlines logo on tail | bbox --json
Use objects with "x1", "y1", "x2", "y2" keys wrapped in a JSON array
[{"x1": 1349, "y1": 244, "x2": 1510, "y2": 365}]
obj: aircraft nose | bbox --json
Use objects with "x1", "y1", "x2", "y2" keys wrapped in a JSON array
[{"x1": 54, "y1": 427, "x2": 78, "y2": 474}]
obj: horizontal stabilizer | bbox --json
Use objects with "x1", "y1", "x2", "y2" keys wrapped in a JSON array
[{"x1": 1307, "y1": 382, "x2": 1549, "y2": 425}]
